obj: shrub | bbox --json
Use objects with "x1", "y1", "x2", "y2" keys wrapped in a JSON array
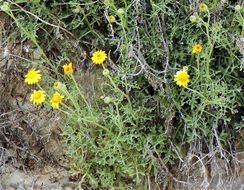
[{"x1": 1, "y1": 0, "x2": 243, "y2": 189}]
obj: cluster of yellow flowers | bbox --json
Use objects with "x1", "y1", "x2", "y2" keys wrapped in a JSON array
[
  {"x1": 24, "y1": 68, "x2": 65, "y2": 109},
  {"x1": 26, "y1": 42, "x2": 199, "y2": 92},
  {"x1": 174, "y1": 43, "x2": 203, "y2": 87},
  {"x1": 174, "y1": 2, "x2": 207, "y2": 88},
  {"x1": 24, "y1": 50, "x2": 107, "y2": 109}
]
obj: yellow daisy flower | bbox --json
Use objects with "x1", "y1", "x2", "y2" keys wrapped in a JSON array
[
  {"x1": 199, "y1": 3, "x2": 208, "y2": 12},
  {"x1": 24, "y1": 68, "x2": 41, "y2": 85},
  {"x1": 30, "y1": 90, "x2": 46, "y2": 105},
  {"x1": 108, "y1": 15, "x2": 116, "y2": 23},
  {"x1": 174, "y1": 69, "x2": 190, "y2": 87},
  {"x1": 50, "y1": 92, "x2": 64, "y2": 109},
  {"x1": 192, "y1": 43, "x2": 203, "y2": 54},
  {"x1": 91, "y1": 50, "x2": 107, "y2": 65},
  {"x1": 63, "y1": 63, "x2": 73, "y2": 74}
]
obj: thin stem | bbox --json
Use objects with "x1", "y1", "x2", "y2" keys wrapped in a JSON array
[
  {"x1": 238, "y1": 11, "x2": 244, "y2": 35},
  {"x1": 185, "y1": 87, "x2": 207, "y2": 100},
  {"x1": 6, "y1": 9, "x2": 57, "y2": 73},
  {"x1": 70, "y1": 74, "x2": 91, "y2": 111},
  {"x1": 102, "y1": 65, "x2": 133, "y2": 109}
]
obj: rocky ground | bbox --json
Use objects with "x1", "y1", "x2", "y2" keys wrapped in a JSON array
[
  {"x1": 0, "y1": 165, "x2": 78, "y2": 190},
  {"x1": 0, "y1": 45, "x2": 79, "y2": 189}
]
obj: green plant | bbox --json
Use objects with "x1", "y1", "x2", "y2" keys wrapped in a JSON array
[{"x1": 2, "y1": 0, "x2": 243, "y2": 189}]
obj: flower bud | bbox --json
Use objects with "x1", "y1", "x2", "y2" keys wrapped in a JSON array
[
  {"x1": 102, "y1": 69, "x2": 110, "y2": 77},
  {"x1": 54, "y1": 81, "x2": 61, "y2": 90},
  {"x1": 108, "y1": 15, "x2": 116, "y2": 23},
  {"x1": 72, "y1": 5, "x2": 82, "y2": 13},
  {"x1": 190, "y1": 15, "x2": 197, "y2": 23},
  {"x1": 235, "y1": 5, "x2": 242, "y2": 12},
  {"x1": 183, "y1": 66, "x2": 189, "y2": 72},
  {"x1": 104, "y1": 96, "x2": 112, "y2": 104},
  {"x1": 117, "y1": 8, "x2": 125, "y2": 15},
  {"x1": 53, "y1": 81, "x2": 67, "y2": 92}
]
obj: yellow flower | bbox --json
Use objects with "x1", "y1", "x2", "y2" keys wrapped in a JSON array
[
  {"x1": 174, "y1": 69, "x2": 190, "y2": 87},
  {"x1": 192, "y1": 43, "x2": 203, "y2": 54},
  {"x1": 24, "y1": 68, "x2": 41, "y2": 85},
  {"x1": 50, "y1": 92, "x2": 64, "y2": 109},
  {"x1": 108, "y1": 15, "x2": 116, "y2": 23},
  {"x1": 30, "y1": 90, "x2": 46, "y2": 105},
  {"x1": 199, "y1": 3, "x2": 208, "y2": 12},
  {"x1": 91, "y1": 50, "x2": 107, "y2": 65},
  {"x1": 63, "y1": 63, "x2": 73, "y2": 74}
]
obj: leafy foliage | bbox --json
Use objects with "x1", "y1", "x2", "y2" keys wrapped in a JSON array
[{"x1": 1, "y1": 0, "x2": 243, "y2": 189}]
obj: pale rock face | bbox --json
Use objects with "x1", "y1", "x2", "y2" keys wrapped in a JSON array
[{"x1": 0, "y1": 165, "x2": 78, "y2": 190}]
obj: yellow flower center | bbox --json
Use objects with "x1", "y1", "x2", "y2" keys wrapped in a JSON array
[
  {"x1": 33, "y1": 91, "x2": 42, "y2": 99},
  {"x1": 50, "y1": 92, "x2": 64, "y2": 109},
  {"x1": 65, "y1": 67, "x2": 71, "y2": 72},
  {"x1": 196, "y1": 45, "x2": 201, "y2": 50},
  {"x1": 28, "y1": 71, "x2": 36, "y2": 78},
  {"x1": 178, "y1": 73, "x2": 188, "y2": 82},
  {"x1": 52, "y1": 95, "x2": 62, "y2": 103},
  {"x1": 192, "y1": 43, "x2": 203, "y2": 54}
]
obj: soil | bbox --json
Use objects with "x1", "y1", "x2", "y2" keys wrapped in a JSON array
[
  {"x1": 0, "y1": 70, "x2": 79, "y2": 190},
  {"x1": 0, "y1": 36, "x2": 79, "y2": 189}
]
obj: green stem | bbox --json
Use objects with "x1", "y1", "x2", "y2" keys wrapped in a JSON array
[
  {"x1": 238, "y1": 12, "x2": 244, "y2": 35},
  {"x1": 193, "y1": 55, "x2": 201, "y2": 84},
  {"x1": 70, "y1": 74, "x2": 91, "y2": 112},
  {"x1": 6, "y1": 10, "x2": 57, "y2": 72},
  {"x1": 60, "y1": 84, "x2": 81, "y2": 113},
  {"x1": 102, "y1": 65, "x2": 133, "y2": 109},
  {"x1": 185, "y1": 87, "x2": 207, "y2": 101}
]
